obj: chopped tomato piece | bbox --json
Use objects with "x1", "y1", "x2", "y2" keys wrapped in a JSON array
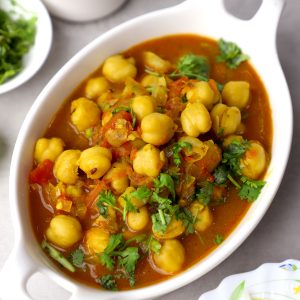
[
  {"x1": 112, "y1": 142, "x2": 133, "y2": 160},
  {"x1": 29, "y1": 159, "x2": 54, "y2": 185}
]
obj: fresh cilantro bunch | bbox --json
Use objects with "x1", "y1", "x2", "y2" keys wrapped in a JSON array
[
  {"x1": 170, "y1": 54, "x2": 209, "y2": 81},
  {"x1": 216, "y1": 39, "x2": 249, "y2": 69},
  {"x1": 0, "y1": 9, "x2": 37, "y2": 84}
]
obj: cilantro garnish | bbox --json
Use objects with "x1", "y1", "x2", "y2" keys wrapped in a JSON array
[
  {"x1": 239, "y1": 177, "x2": 265, "y2": 202},
  {"x1": 130, "y1": 185, "x2": 152, "y2": 202},
  {"x1": 154, "y1": 173, "x2": 176, "y2": 199},
  {"x1": 170, "y1": 54, "x2": 209, "y2": 81},
  {"x1": 222, "y1": 140, "x2": 250, "y2": 175},
  {"x1": 70, "y1": 248, "x2": 84, "y2": 268},
  {"x1": 112, "y1": 106, "x2": 130, "y2": 115},
  {"x1": 216, "y1": 39, "x2": 249, "y2": 69},
  {"x1": 96, "y1": 190, "x2": 122, "y2": 218},
  {"x1": 172, "y1": 141, "x2": 192, "y2": 167},
  {"x1": 97, "y1": 274, "x2": 118, "y2": 291},
  {"x1": 214, "y1": 234, "x2": 224, "y2": 245},
  {"x1": 177, "y1": 207, "x2": 196, "y2": 234},
  {"x1": 195, "y1": 182, "x2": 214, "y2": 205},
  {"x1": 213, "y1": 165, "x2": 228, "y2": 185},
  {"x1": 98, "y1": 234, "x2": 140, "y2": 287}
]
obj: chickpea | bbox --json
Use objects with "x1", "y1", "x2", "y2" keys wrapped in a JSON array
[
  {"x1": 210, "y1": 103, "x2": 241, "y2": 136},
  {"x1": 152, "y1": 239, "x2": 185, "y2": 274},
  {"x1": 223, "y1": 135, "x2": 243, "y2": 148},
  {"x1": 103, "y1": 162, "x2": 129, "y2": 194},
  {"x1": 141, "y1": 113, "x2": 175, "y2": 146},
  {"x1": 179, "y1": 136, "x2": 208, "y2": 158},
  {"x1": 240, "y1": 141, "x2": 267, "y2": 179},
  {"x1": 153, "y1": 217, "x2": 185, "y2": 239},
  {"x1": 46, "y1": 215, "x2": 82, "y2": 248},
  {"x1": 141, "y1": 74, "x2": 168, "y2": 106},
  {"x1": 143, "y1": 51, "x2": 172, "y2": 73},
  {"x1": 54, "y1": 150, "x2": 81, "y2": 184},
  {"x1": 133, "y1": 144, "x2": 165, "y2": 177},
  {"x1": 127, "y1": 206, "x2": 149, "y2": 231},
  {"x1": 181, "y1": 103, "x2": 212, "y2": 137},
  {"x1": 102, "y1": 55, "x2": 137, "y2": 83},
  {"x1": 222, "y1": 81, "x2": 250, "y2": 110},
  {"x1": 105, "y1": 118, "x2": 130, "y2": 147},
  {"x1": 84, "y1": 227, "x2": 110, "y2": 255},
  {"x1": 131, "y1": 95, "x2": 156, "y2": 122},
  {"x1": 189, "y1": 201, "x2": 213, "y2": 232},
  {"x1": 85, "y1": 76, "x2": 110, "y2": 99},
  {"x1": 70, "y1": 97, "x2": 101, "y2": 132},
  {"x1": 186, "y1": 81, "x2": 218, "y2": 110},
  {"x1": 118, "y1": 187, "x2": 146, "y2": 208},
  {"x1": 34, "y1": 137, "x2": 64, "y2": 163},
  {"x1": 78, "y1": 146, "x2": 112, "y2": 179}
]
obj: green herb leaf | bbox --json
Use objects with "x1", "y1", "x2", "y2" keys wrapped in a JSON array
[
  {"x1": 130, "y1": 185, "x2": 152, "y2": 202},
  {"x1": 214, "y1": 234, "x2": 224, "y2": 245},
  {"x1": 172, "y1": 141, "x2": 193, "y2": 167},
  {"x1": 222, "y1": 140, "x2": 250, "y2": 175},
  {"x1": 217, "y1": 39, "x2": 249, "y2": 69},
  {"x1": 41, "y1": 240, "x2": 75, "y2": 272},
  {"x1": 122, "y1": 195, "x2": 138, "y2": 220},
  {"x1": 239, "y1": 177, "x2": 265, "y2": 202},
  {"x1": 195, "y1": 182, "x2": 214, "y2": 205},
  {"x1": 70, "y1": 248, "x2": 84, "y2": 268},
  {"x1": 213, "y1": 165, "x2": 228, "y2": 185},
  {"x1": 97, "y1": 274, "x2": 118, "y2": 291},
  {"x1": 153, "y1": 173, "x2": 176, "y2": 199},
  {"x1": 96, "y1": 190, "x2": 122, "y2": 217},
  {"x1": 0, "y1": 9, "x2": 37, "y2": 84},
  {"x1": 118, "y1": 247, "x2": 140, "y2": 287},
  {"x1": 177, "y1": 207, "x2": 196, "y2": 234},
  {"x1": 151, "y1": 210, "x2": 172, "y2": 233},
  {"x1": 112, "y1": 106, "x2": 130, "y2": 115},
  {"x1": 170, "y1": 54, "x2": 209, "y2": 81}
]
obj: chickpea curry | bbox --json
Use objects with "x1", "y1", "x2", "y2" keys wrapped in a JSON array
[{"x1": 29, "y1": 35, "x2": 272, "y2": 290}]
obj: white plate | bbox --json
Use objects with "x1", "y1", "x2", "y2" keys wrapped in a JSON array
[
  {"x1": 199, "y1": 259, "x2": 300, "y2": 300},
  {"x1": 0, "y1": 0, "x2": 52, "y2": 95}
]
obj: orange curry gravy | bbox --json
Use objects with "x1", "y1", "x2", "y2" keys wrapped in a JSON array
[{"x1": 29, "y1": 34, "x2": 272, "y2": 290}]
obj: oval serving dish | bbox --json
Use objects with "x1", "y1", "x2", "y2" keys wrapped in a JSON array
[{"x1": 0, "y1": 0, "x2": 292, "y2": 299}]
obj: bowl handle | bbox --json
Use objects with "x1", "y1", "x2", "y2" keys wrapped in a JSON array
[
  {"x1": 249, "y1": 0, "x2": 286, "y2": 33},
  {"x1": 0, "y1": 244, "x2": 36, "y2": 299}
]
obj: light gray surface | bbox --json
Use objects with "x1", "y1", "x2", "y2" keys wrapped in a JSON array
[{"x1": 0, "y1": 0, "x2": 299, "y2": 299}]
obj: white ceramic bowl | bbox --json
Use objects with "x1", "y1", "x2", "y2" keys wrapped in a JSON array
[
  {"x1": 42, "y1": 0, "x2": 126, "y2": 23},
  {"x1": 0, "y1": 0, "x2": 292, "y2": 299},
  {"x1": 0, "y1": 0, "x2": 52, "y2": 95},
  {"x1": 199, "y1": 259, "x2": 300, "y2": 300}
]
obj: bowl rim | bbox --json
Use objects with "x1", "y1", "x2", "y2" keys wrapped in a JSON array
[{"x1": 5, "y1": 0, "x2": 293, "y2": 299}]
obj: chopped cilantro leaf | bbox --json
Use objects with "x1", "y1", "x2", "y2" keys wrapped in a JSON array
[
  {"x1": 70, "y1": 248, "x2": 84, "y2": 268},
  {"x1": 177, "y1": 207, "x2": 196, "y2": 235},
  {"x1": 122, "y1": 195, "x2": 138, "y2": 220},
  {"x1": 222, "y1": 139, "x2": 250, "y2": 175},
  {"x1": 154, "y1": 173, "x2": 176, "y2": 199},
  {"x1": 0, "y1": 9, "x2": 37, "y2": 84},
  {"x1": 130, "y1": 185, "x2": 152, "y2": 202},
  {"x1": 239, "y1": 177, "x2": 265, "y2": 202},
  {"x1": 214, "y1": 234, "x2": 224, "y2": 245},
  {"x1": 96, "y1": 190, "x2": 122, "y2": 217},
  {"x1": 151, "y1": 210, "x2": 172, "y2": 233},
  {"x1": 97, "y1": 274, "x2": 118, "y2": 291},
  {"x1": 170, "y1": 54, "x2": 209, "y2": 81},
  {"x1": 195, "y1": 182, "x2": 214, "y2": 205},
  {"x1": 172, "y1": 141, "x2": 192, "y2": 167},
  {"x1": 216, "y1": 39, "x2": 249, "y2": 69},
  {"x1": 117, "y1": 247, "x2": 140, "y2": 287},
  {"x1": 213, "y1": 165, "x2": 228, "y2": 185}
]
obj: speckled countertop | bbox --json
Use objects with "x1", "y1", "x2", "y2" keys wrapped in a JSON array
[{"x1": 0, "y1": 0, "x2": 299, "y2": 299}]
